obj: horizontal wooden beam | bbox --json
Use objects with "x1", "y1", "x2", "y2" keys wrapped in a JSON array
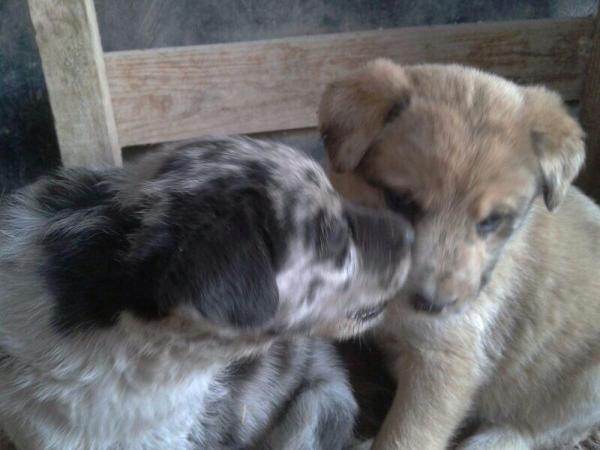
[{"x1": 104, "y1": 17, "x2": 594, "y2": 147}]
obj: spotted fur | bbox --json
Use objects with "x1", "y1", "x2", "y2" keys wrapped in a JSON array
[{"x1": 0, "y1": 137, "x2": 412, "y2": 450}]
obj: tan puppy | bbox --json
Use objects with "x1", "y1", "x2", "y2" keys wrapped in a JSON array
[{"x1": 319, "y1": 59, "x2": 600, "y2": 450}]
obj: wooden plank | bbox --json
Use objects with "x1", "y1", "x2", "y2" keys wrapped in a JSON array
[
  {"x1": 28, "y1": 0, "x2": 122, "y2": 167},
  {"x1": 578, "y1": 13, "x2": 600, "y2": 201},
  {"x1": 104, "y1": 17, "x2": 594, "y2": 147}
]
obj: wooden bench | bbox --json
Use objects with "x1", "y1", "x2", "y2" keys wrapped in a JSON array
[{"x1": 27, "y1": 0, "x2": 599, "y2": 198}]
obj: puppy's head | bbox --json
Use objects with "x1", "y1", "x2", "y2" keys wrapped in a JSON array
[
  {"x1": 320, "y1": 60, "x2": 585, "y2": 315},
  {"x1": 38, "y1": 137, "x2": 411, "y2": 345}
]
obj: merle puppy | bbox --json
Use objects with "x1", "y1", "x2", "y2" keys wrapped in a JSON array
[{"x1": 0, "y1": 137, "x2": 412, "y2": 450}]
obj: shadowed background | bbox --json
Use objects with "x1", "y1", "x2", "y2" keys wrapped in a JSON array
[{"x1": 1, "y1": 0, "x2": 597, "y2": 192}]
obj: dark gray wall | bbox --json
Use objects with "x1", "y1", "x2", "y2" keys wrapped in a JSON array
[
  {"x1": 1, "y1": 0, "x2": 597, "y2": 192},
  {"x1": 0, "y1": 0, "x2": 60, "y2": 194},
  {"x1": 95, "y1": 0, "x2": 585, "y2": 51}
]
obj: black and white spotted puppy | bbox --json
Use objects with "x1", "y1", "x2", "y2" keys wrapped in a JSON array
[{"x1": 0, "y1": 137, "x2": 412, "y2": 450}]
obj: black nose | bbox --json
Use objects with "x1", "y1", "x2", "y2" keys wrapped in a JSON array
[
  {"x1": 411, "y1": 292, "x2": 457, "y2": 314},
  {"x1": 344, "y1": 202, "x2": 413, "y2": 269}
]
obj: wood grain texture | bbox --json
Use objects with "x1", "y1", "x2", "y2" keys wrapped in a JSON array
[
  {"x1": 578, "y1": 13, "x2": 600, "y2": 201},
  {"x1": 28, "y1": 0, "x2": 121, "y2": 167},
  {"x1": 104, "y1": 17, "x2": 594, "y2": 147}
]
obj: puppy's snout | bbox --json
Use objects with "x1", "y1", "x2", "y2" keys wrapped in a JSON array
[
  {"x1": 411, "y1": 275, "x2": 460, "y2": 313},
  {"x1": 344, "y1": 202, "x2": 413, "y2": 269},
  {"x1": 412, "y1": 292, "x2": 457, "y2": 314}
]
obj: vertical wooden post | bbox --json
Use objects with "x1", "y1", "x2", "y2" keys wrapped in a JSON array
[
  {"x1": 578, "y1": 12, "x2": 600, "y2": 201},
  {"x1": 27, "y1": 0, "x2": 122, "y2": 167}
]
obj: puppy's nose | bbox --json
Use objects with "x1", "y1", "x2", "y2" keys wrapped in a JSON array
[{"x1": 412, "y1": 291, "x2": 457, "y2": 314}]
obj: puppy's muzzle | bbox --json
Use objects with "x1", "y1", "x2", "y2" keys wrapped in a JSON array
[
  {"x1": 411, "y1": 273, "x2": 464, "y2": 313},
  {"x1": 344, "y1": 201, "x2": 413, "y2": 300},
  {"x1": 345, "y1": 201, "x2": 414, "y2": 265}
]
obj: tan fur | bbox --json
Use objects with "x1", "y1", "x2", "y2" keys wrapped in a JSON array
[{"x1": 320, "y1": 59, "x2": 600, "y2": 450}]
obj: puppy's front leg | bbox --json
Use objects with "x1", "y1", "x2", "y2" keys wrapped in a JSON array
[
  {"x1": 372, "y1": 345, "x2": 482, "y2": 450},
  {"x1": 455, "y1": 425, "x2": 531, "y2": 450},
  {"x1": 255, "y1": 374, "x2": 357, "y2": 450}
]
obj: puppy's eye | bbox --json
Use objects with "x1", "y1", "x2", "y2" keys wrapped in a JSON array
[
  {"x1": 476, "y1": 213, "x2": 504, "y2": 236},
  {"x1": 384, "y1": 189, "x2": 420, "y2": 220}
]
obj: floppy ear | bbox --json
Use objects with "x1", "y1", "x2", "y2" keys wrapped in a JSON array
[
  {"x1": 524, "y1": 86, "x2": 586, "y2": 211},
  {"x1": 190, "y1": 218, "x2": 279, "y2": 328},
  {"x1": 129, "y1": 194, "x2": 279, "y2": 328},
  {"x1": 319, "y1": 58, "x2": 411, "y2": 172}
]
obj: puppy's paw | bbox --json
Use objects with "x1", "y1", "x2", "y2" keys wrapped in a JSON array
[{"x1": 456, "y1": 425, "x2": 530, "y2": 450}]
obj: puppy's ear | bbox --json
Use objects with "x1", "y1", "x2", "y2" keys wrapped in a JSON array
[
  {"x1": 191, "y1": 217, "x2": 279, "y2": 328},
  {"x1": 129, "y1": 194, "x2": 279, "y2": 328},
  {"x1": 319, "y1": 58, "x2": 411, "y2": 172},
  {"x1": 524, "y1": 87, "x2": 585, "y2": 211}
]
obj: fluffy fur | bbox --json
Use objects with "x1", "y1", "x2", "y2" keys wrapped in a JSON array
[
  {"x1": 0, "y1": 136, "x2": 413, "y2": 450},
  {"x1": 320, "y1": 60, "x2": 600, "y2": 450}
]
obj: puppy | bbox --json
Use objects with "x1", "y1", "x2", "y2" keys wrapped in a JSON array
[
  {"x1": 319, "y1": 60, "x2": 600, "y2": 450},
  {"x1": 0, "y1": 136, "x2": 413, "y2": 450}
]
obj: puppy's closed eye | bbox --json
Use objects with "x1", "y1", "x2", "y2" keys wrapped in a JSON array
[
  {"x1": 383, "y1": 189, "x2": 420, "y2": 222},
  {"x1": 476, "y1": 212, "x2": 515, "y2": 238},
  {"x1": 476, "y1": 213, "x2": 504, "y2": 236}
]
